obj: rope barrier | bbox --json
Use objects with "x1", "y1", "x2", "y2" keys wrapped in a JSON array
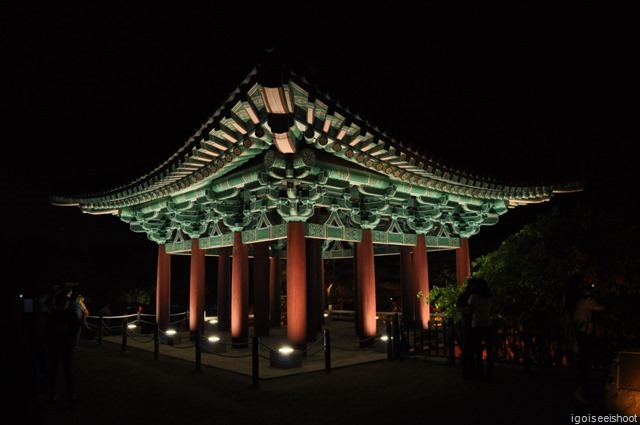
[
  {"x1": 87, "y1": 313, "x2": 138, "y2": 321},
  {"x1": 126, "y1": 335, "x2": 156, "y2": 344},
  {"x1": 306, "y1": 344, "x2": 325, "y2": 358},
  {"x1": 257, "y1": 339, "x2": 276, "y2": 352},
  {"x1": 207, "y1": 351, "x2": 253, "y2": 359},
  {"x1": 82, "y1": 310, "x2": 389, "y2": 384}
]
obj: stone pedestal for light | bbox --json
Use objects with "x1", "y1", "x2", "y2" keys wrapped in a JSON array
[
  {"x1": 204, "y1": 319, "x2": 219, "y2": 332},
  {"x1": 202, "y1": 338, "x2": 227, "y2": 353},
  {"x1": 270, "y1": 349, "x2": 303, "y2": 369},
  {"x1": 375, "y1": 337, "x2": 390, "y2": 353},
  {"x1": 359, "y1": 337, "x2": 374, "y2": 348},
  {"x1": 126, "y1": 325, "x2": 142, "y2": 336},
  {"x1": 160, "y1": 331, "x2": 191, "y2": 346}
]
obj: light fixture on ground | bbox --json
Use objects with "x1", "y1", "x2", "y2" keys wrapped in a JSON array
[
  {"x1": 375, "y1": 335, "x2": 391, "y2": 353},
  {"x1": 203, "y1": 335, "x2": 226, "y2": 353},
  {"x1": 127, "y1": 322, "x2": 141, "y2": 335},
  {"x1": 161, "y1": 328, "x2": 190, "y2": 346},
  {"x1": 270, "y1": 345, "x2": 302, "y2": 368}
]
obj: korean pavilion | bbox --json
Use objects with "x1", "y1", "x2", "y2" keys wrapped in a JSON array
[{"x1": 50, "y1": 62, "x2": 581, "y2": 350}]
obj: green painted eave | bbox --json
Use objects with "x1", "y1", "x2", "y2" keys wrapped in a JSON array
[{"x1": 49, "y1": 64, "x2": 583, "y2": 245}]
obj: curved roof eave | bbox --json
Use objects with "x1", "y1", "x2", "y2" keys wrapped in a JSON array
[{"x1": 49, "y1": 64, "x2": 583, "y2": 214}]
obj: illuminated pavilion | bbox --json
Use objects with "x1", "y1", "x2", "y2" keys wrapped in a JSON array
[{"x1": 50, "y1": 62, "x2": 581, "y2": 349}]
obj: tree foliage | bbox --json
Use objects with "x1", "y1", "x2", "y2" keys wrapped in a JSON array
[
  {"x1": 418, "y1": 284, "x2": 464, "y2": 322},
  {"x1": 472, "y1": 202, "x2": 640, "y2": 339}
]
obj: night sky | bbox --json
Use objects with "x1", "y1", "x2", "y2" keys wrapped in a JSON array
[{"x1": 6, "y1": 4, "x2": 635, "y2": 300}]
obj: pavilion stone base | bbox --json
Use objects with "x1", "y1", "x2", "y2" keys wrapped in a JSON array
[
  {"x1": 606, "y1": 350, "x2": 640, "y2": 415},
  {"x1": 202, "y1": 338, "x2": 227, "y2": 353},
  {"x1": 204, "y1": 318, "x2": 219, "y2": 331},
  {"x1": 375, "y1": 338, "x2": 390, "y2": 353},
  {"x1": 160, "y1": 331, "x2": 191, "y2": 346},
  {"x1": 270, "y1": 349, "x2": 303, "y2": 369},
  {"x1": 359, "y1": 337, "x2": 375, "y2": 348}
]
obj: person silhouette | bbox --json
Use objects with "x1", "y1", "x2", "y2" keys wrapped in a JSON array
[
  {"x1": 566, "y1": 274, "x2": 605, "y2": 403},
  {"x1": 456, "y1": 278, "x2": 477, "y2": 380},
  {"x1": 467, "y1": 276, "x2": 495, "y2": 381},
  {"x1": 45, "y1": 291, "x2": 80, "y2": 405},
  {"x1": 70, "y1": 294, "x2": 89, "y2": 340}
]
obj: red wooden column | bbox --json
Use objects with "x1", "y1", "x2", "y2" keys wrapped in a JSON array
[
  {"x1": 413, "y1": 234, "x2": 430, "y2": 329},
  {"x1": 269, "y1": 249, "x2": 281, "y2": 328},
  {"x1": 156, "y1": 244, "x2": 171, "y2": 331},
  {"x1": 456, "y1": 237, "x2": 471, "y2": 287},
  {"x1": 252, "y1": 241, "x2": 270, "y2": 336},
  {"x1": 231, "y1": 232, "x2": 249, "y2": 347},
  {"x1": 356, "y1": 228, "x2": 377, "y2": 345},
  {"x1": 216, "y1": 247, "x2": 230, "y2": 331},
  {"x1": 189, "y1": 239, "x2": 206, "y2": 332},
  {"x1": 400, "y1": 245, "x2": 415, "y2": 328},
  {"x1": 286, "y1": 221, "x2": 306, "y2": 350}
]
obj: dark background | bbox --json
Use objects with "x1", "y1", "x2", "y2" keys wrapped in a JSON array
[{"x1": 5, "y1": 4, "x2": 635, "y2": 304}]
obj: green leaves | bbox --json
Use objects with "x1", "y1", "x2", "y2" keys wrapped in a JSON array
[
  {"x1": 418, "y1": 285, "x2": 465, "y2": 322},
  {"x1": 473, "y1": 203, "x2": 640, "y2": 334}
]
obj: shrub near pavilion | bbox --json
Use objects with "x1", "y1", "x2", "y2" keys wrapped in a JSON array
[{"x1": 472, "y1": 203, "x2": 640, "y2": 364}]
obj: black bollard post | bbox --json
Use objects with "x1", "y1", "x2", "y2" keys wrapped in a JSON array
[
  {"x1": 154, "y1": 324, "x2": 159, "y2": 361},
  {"x1": 386, "y1": 321, "x2": 393, "y2": 360},
  {"x1": 98, "y1": 314, "x2": 103, "y2": 347},
  {"x1": 122, "y1": 317, "x2": 128, "y2": 352},
  {"x1": 324, "y1": 329, "x2": 332, "y2": 374},
  {"x1": 402, "y1": 320, "x2": 409, "y2": 355},
  {"x1": 427, "y1": 319, "x2": 432, "y2": 356},
  {"x1": 447, "y1": 317, "x2": 456, "y2": 366},
  {"x1": 252, "y1": 336, "x2": 259, "y2": 388},
  {"x1": 195, "y1": 329, "x2": 201, "y2": 372},
  {"x1": 393, "y1": 313, "x2": 401, "y2": 359}
]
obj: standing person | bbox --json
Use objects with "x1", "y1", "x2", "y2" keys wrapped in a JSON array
[
  {"x1": 45, "y1": 292, "x2": 80, "y2": 406},
  {"x1": 33, "y1": 290, "x2": 54, "y2": 394},
  {"x1": 468, "y1": 276, "x2": 495, "y2": 381},
  {"x1": 568, "y1": 275, "x2": 605, "y2": 403},
  {"x1": 456, "y1": 278, "x2": 476, "y2": 380},
  {"x1": 70, "y1": 294, "x2": 89, "y2": 341}
]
